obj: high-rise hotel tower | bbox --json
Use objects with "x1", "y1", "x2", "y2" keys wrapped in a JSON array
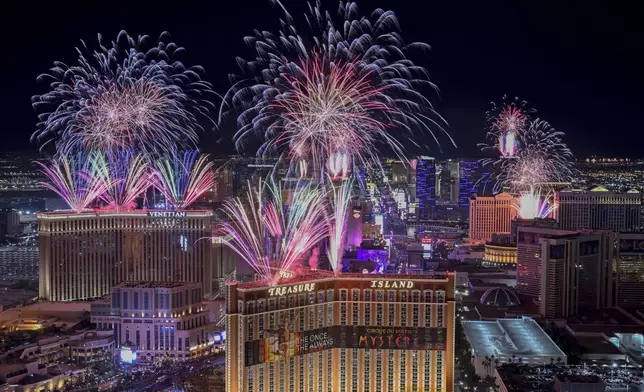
[
  {"x1": 226, "y1": 270, "x2": 456, "y2": 392},
  {"x1": 38, "y1": 210, "x2": 213, "y2": 301}
]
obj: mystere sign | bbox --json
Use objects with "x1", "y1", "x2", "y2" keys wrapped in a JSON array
[{"x1": 244, "y1": 326, "x2": 446, "y2": 366}]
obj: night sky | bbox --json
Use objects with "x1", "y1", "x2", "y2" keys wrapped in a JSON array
[{"x1": 1, "y1": 0, "x2": 641, "y2": 157}]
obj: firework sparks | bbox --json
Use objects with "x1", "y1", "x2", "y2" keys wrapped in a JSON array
[
  {"x1": 224, "y1": 1, "x2": 451, "y2": 175},
  {"x1": 152, "y1": 151, "x2": 214, "y2": 209},
  {"x1": 504, "y1": 119, "x2": 574, "y2": 191},
  {"x1": 481, "y1": 107, "x2": 574, "y2": 194},
  {"x1": 37, "y1": 153, "x2": 110, "y2": 212},
  {"x1": 515, "y1": 187, "x2": 557, "y2": 220},
  {"x1": 32, "y1": 31, "x2": 214, "y2": 156},
  {"x1": 93, "y1": 150, "x2": 151, "y2": 210},
  {"x1": 327, "y1": 178, "x2": 353, "y2": 275},
  {"x1": 481, "y1": 96, "x2": 534, "y2": 159},
  {"x1": 216, "y1": 179, "x2": 328, "y2": 286}
]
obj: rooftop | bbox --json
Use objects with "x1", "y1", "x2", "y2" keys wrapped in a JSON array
[
  {"x1": 574, "y1": 336, "x2": 624, "y2": 356},
  {"x1": 462, "y1": 318, "x2": 565, "y2": 358},
  {"x1": 235, "y1": 270, "x2": 453, "y2": 290},
  {"x1": 115, "y1": 281, "x2": 199, "y2": 289},
  {"x1": 38, "y1": 209, "x2": 212, "y2": 218}
]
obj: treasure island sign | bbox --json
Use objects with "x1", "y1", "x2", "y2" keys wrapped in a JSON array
[
  {"x1": 268, "y1": 283, "x2": 316, "y2": 297},
  {"x1": 370, "y1": 280, "x2": 414, "y2": 289}
]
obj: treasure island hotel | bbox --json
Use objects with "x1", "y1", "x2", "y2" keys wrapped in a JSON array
[
  {"x1": 38, "y1": 210, "x2": 213, "y2": 301},
  {"x1": 226, "y1": 270, "x2": 456, "y2": 392}
]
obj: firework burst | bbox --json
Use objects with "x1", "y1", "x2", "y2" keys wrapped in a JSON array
[
  {"x1": 37, "y1": 153, "x2": 110, "y2": 212},
  {"x1": 327, "y1": 178, "x2": 353, "y2": 275},
  {"x1": 224, "y1": 1, "x2": 451, "y2": 175},
  {"x1": 152, "y1": 151, "x2": 214, "y2": 209},
  {"x1": 93, "y1": 150, "x2": 151, "y2": 210},
  {"x1": 481, "y1": 96, "x2": 534, "y2": 159},
  {"x1": 514, "y1": 187, "x2": 557, "y2": 220},
  {"x1": 217, "y1": 179, "x2": 328, "y2": 286},
  {"x1": 32, "y1": 31, "x2": 214, "y2": 156}
]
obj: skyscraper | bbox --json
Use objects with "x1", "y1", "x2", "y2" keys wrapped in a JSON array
[
  {"x1": 555, "y1": 187, "x2": 641, "y2": 232},
  {"x1": 226, "y1": 270, "x2": 456, "y2": 392},
  {"x1": 458, "y1": 159, "x2": 489, "y2": 209},
  {"x1": 416, "y1": 157, "x2": 436, "y2": 221},
  {"x1": 614, "y1": 233, "x2": 644, "y2": 308},
  {"x1": 516, "y1": 225, "x2": 611, "y2": 318},
  {"x1": 0, "y1": 208, "x2": 20, "y2": 241},
  {"x1": 436, "y1": 160, "x2": 460, "y2": 205},
  {"x1": 468, "y1": 193, "x2": 517, "y2": 242},
  {"x1": 38, "y1": 210, "x2": 213, "y2": 301}
]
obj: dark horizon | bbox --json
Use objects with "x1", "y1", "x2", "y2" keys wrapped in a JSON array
[{"x1": 1, "y1": 0, "x2": 641, "y2": 158}]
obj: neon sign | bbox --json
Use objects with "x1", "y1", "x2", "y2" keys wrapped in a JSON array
[
  {"x1": 268, "y1": 283, "x2": 316, "y2": 296},
  {"x1": 370, "y1": 280, "x2": 414, "y2": 289},
  {"x1": 148, "y1": 211, "x2": 187, "y2": 218}
]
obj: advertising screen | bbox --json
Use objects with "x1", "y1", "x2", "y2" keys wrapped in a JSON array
[
  {"x1": 245, "y1": 326, "x2": 446, "y2": 366},
  {"x1": 120, "y1": 347, "x2": 137, "y2": 364},
  {"x1": 619, "y1": 239, "x2": 644, "y2": 253}
]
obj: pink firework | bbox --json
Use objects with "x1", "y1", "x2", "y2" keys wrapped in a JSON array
[
  {"x1": 216, "y1": 179, "x2": 328, "y2": 286},
  {"x1": 92, "y1": 150, "x2": 151, "y2": 211},
  {"x1": 151, "y1": 151, "x2": 215, "y2": 209},
  {"x1": 495, "y1": 106, "x2": 527, "y2": 134},
  {"x1": 37, "y1": 153, "x2": 110, "y2": 212},
  {"x1": 258, "y1": 55, "x2": 400, "y2": 176}
]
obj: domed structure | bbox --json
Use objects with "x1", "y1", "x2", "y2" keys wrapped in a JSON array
[{"x1": 480, "y1": 287, "x2": 520, "y2": 307}]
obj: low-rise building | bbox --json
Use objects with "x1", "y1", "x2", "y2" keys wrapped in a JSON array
[
  {"x1": 462, "y1": 317, "x2": 566, "y2": 377},
  {"x1": 91, "y1": 281, "x2": 220, "y2": 363}
]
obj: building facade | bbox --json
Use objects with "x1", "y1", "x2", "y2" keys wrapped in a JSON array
[
  {"x1": 516, "y1": 226, "x2": 611, "y2": 318},
  {"x1": 91, "y1": 282, "x2": 219, "y2": 362},
  {"x1": 468, "y1": 193, "x2": 517, "y2": 243},
  {"x1": 458, "y1": 159, "x2": 489, "y2": 209},
  {"x1": 38, "y1": 210, "x2": 213, "y2": 301},
  {"x1": 416, "y1": 157, "x2": 437, "y2": 221},
  {"x1": 614, "y1": 233, "x2": 644, "y2": 308},
  {"x1": 0, "y1": 208, "x2": 20, "y2": 241},
  {"x1": 555, "y1": 188, "x2": 641, "y2": 232},
  {"x1": 226, "y1": 271, "x2": 456, "y2": 392}
]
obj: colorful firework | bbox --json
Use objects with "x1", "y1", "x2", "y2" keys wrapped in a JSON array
[
  {"x1": 32, "y1": 31, "x2": 214, "y2": 156},
  {"x1": 93, "y1": 150, "x2": 151, "y2": 210},
  {"x1": 37, "y1": 153, "x2": 110, "y2": 212},
  {"x1": 216, "y1": 179, "x2": 329, "y2": 286},
  {"x1": 152, "y1": 151, "x2": 214, "y2": 209},
  {"x1": 482, "y1": 113, "x2": 574, "y2": 194},
  {"x1": 327, "y1": 178, "x2": 353, "y2": 275},
  {"x1": 481, "y1": 96, "x2": 534, "y2": 159},
  {"x1": 504, "y1": 119, "x2": 574, "y2": 190},
  {"x1": 514, "y1": 187, "x2": 557, "y2": 220},
  {"x1": 224, "y1": 1, "x2": 451, "y2": 175}
]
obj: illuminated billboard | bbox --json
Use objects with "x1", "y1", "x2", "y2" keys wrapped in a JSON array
[
  {"x1": 245, "y1": 326, "x2": 446, "y2": 366},
  {"x1": 619, "y1": 239, "x2": 644, "y2": 253},
  {"x1": 120, "y1": 347, "x2": 137, "y2": 364}
]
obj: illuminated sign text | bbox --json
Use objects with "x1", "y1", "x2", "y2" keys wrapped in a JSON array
[
  {"x1": 370, "y1": 280, "x2": 414, "y2": 289},
  {"x1": 148, "y1": 211, "x2": 187, "y2": 218},
  {"x1": 269, "y1": 283, "x2": 316, "y2": 296}
]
